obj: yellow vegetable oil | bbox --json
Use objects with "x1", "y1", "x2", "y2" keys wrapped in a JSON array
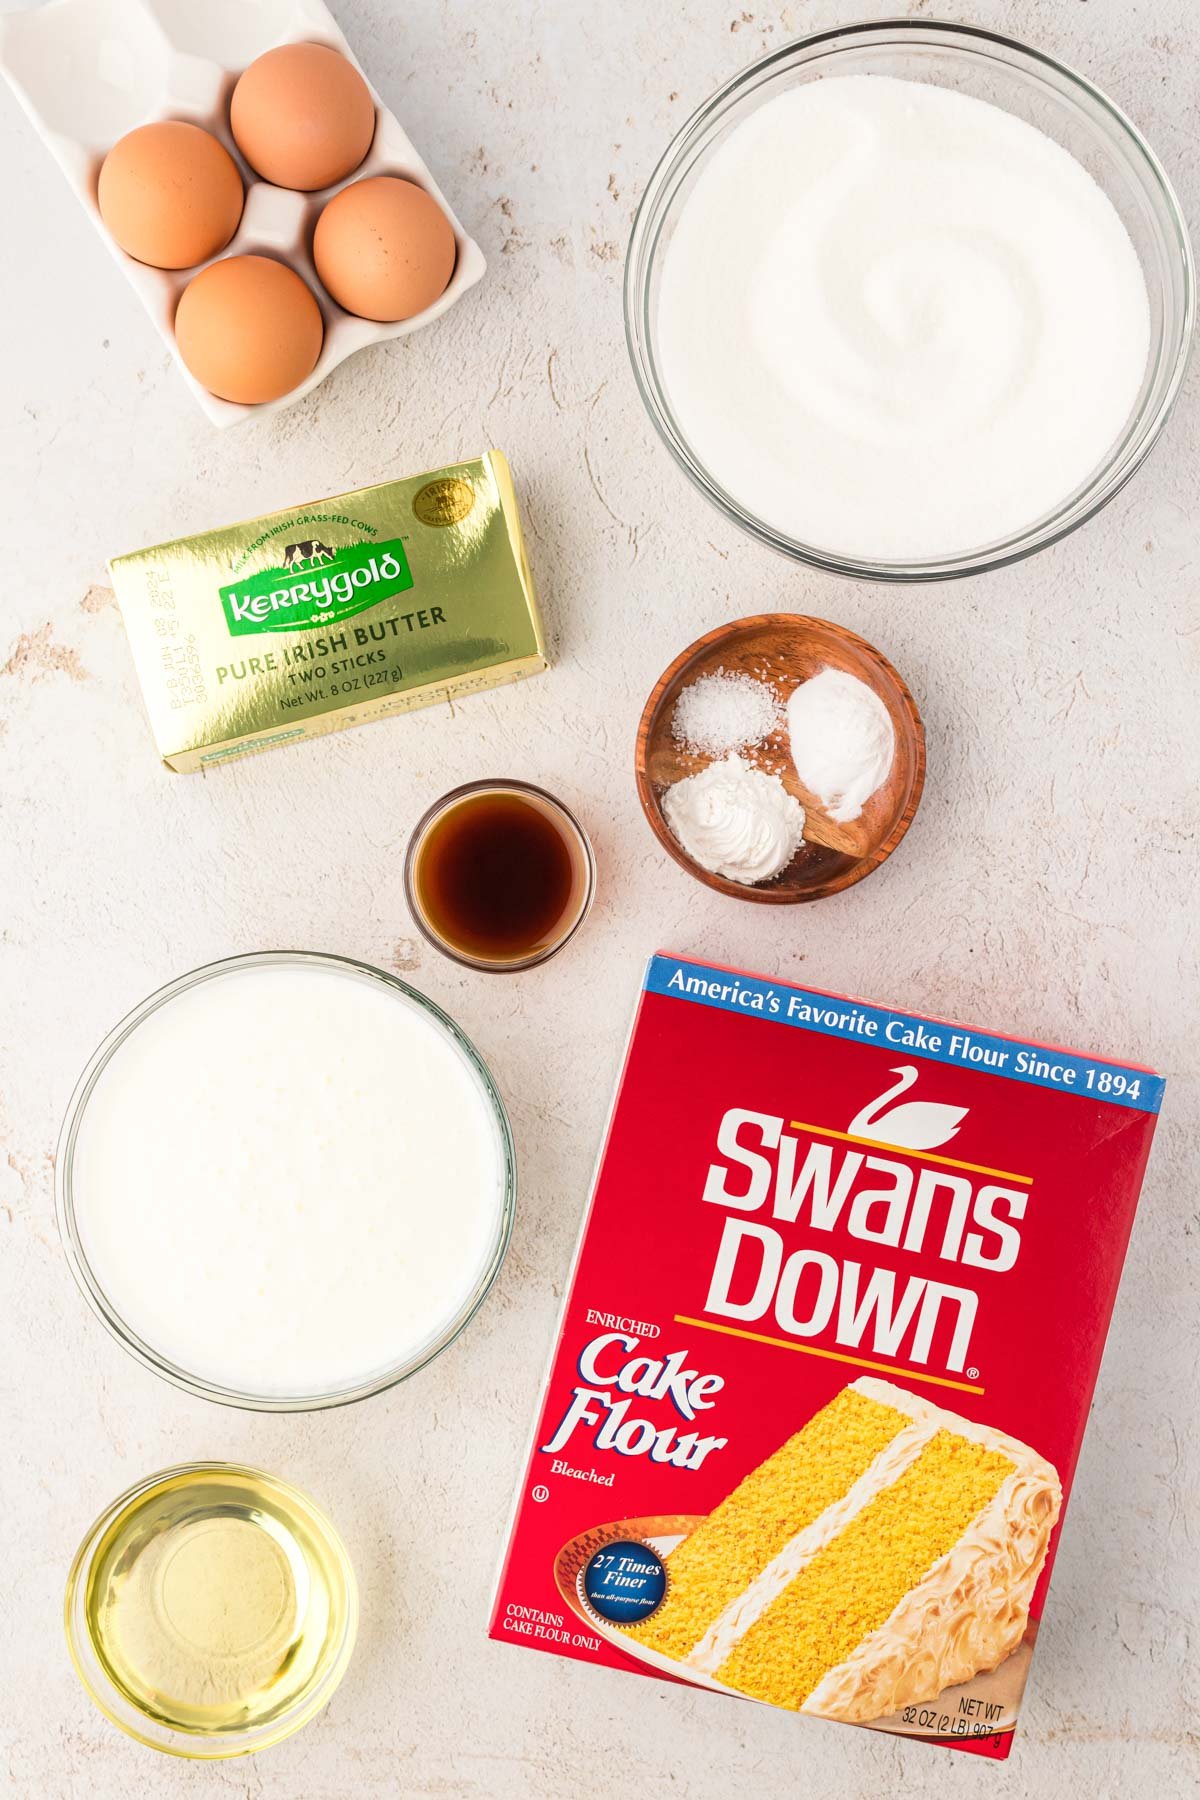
[{"x1": 67, "y1": 1464, "x2": 356, "y2": 1756}]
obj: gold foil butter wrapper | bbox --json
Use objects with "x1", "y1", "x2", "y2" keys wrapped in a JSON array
[{"x1": 109, "y1": 451, "x2": 548, "y2": 772}]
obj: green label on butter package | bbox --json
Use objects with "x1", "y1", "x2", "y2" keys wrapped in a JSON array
[
  {"x1": 219, "y1": 537, "x2": 414, "y2": 637},
  {"x1": 109, "y1": 451, "x2": 547, "y2": 773}
]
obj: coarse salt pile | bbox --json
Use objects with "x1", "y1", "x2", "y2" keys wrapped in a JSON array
[{"x1": 671, "y1": 669, "x2": 781, "y2": 757}]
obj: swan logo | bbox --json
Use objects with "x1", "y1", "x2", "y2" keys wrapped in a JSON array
[{"x1": 848, "y1": 1066, "x2": 969, "y2": 1153}]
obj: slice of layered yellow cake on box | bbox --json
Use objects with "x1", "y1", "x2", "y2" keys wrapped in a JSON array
[{"x1": 630, "y1": 1377, "x2": 1061, "y2": 1723}]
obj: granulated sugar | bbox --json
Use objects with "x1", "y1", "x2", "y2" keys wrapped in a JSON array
[{"x1": 671, "y1": 670, "x2": 781, "y2": 757}]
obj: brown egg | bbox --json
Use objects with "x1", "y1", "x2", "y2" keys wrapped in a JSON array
[
  {"x1": 174, "y1": 255, "x2": 323, "y2": 404},
  {"x1": 230, "y1": 43, "x2": 375, "y2": 191},
  {"x1": 313, "y1": 177, "x2": 456, "y2": 323},
  {"x1": 98, "y1": 121, "x2": 243, "y2": 270}
]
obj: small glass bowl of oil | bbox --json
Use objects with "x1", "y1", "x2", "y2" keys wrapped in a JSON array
[{"x1": 65, "y1": 1462, "x2": 357, "y2": 1759}]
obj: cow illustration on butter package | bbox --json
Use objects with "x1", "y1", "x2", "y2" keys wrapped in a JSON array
[{"x1": 490, "y1": 954, "x2": 1163, "y2": 1757}]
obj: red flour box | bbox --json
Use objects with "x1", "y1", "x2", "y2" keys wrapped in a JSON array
[{"x1": 490, "y1": 953, "x2": 1164, "y2": 1757}]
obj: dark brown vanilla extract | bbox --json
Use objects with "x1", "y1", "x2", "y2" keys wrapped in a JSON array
[{"x1": 410, "y1": 786, "x2": 591, "y2": 967}]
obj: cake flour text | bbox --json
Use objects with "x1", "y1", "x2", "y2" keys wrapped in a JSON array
[{"x1": 540, "y1": 1332, "x2": 729, "y2": 1471}]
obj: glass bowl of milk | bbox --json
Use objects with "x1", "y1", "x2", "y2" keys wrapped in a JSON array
[
  {"x1": 56, "y1": 953, "x2": 516, "y2": 1410},
  {"x1": 626, "y1": 19, "x2": 1194, "y2": 581}
]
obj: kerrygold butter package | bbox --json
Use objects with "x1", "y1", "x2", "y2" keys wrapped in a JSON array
[
  {"x1": 110, "y1": 451, "x2": 546, "y2": 771},
  {"x1": 491, "y1": 953, "x2": 1163, "y2": 1758}
]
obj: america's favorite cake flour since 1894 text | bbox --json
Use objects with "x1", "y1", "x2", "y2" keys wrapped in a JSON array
[{"x1": 490, "y1": 954, "x2": 1163, "y2": 1757}]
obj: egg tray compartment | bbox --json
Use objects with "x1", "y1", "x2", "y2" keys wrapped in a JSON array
[{"x1": 0, "y1": 0, "x2": 486, "y2": 428}]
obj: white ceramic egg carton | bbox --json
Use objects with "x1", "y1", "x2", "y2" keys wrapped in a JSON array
[{"x1": 0, "y1": 0, "x2": 486, "y2": 427}]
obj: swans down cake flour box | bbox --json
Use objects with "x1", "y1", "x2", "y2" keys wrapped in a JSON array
[{"x1": 490, "y1": 953, "x2": 1164, "y2": 1757}]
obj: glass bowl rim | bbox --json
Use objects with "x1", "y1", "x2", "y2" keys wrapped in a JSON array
[
  {"x1": 64, "y1": 1458, "x2": 359, "y2": 1759},
  {"x1": 55, "y1": 949, "x2": 517, "y2": 1412},
  {"x1": 403, "y1": 777, "x2": 597, "y2": 972},
  {"x1": 624, "y1": 16, "x2": 1196, "y2": 583}
]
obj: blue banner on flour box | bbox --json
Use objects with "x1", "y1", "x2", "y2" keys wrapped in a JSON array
[{"x1": 644, "y1": 955, "x2": 1164, "y2": 1115}]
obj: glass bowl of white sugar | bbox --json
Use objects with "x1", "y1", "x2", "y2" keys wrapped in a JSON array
[
  {"x1": 56, "y1": 952, "x2": 516, "y2": 1411},
  {"x1": 625, "y1": 19, "x2": 1194, "y2": 581}
]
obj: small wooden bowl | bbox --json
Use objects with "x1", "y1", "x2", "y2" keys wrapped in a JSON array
[{"x1": 635, "y1": 615, "x2": 925, "y2": 904}]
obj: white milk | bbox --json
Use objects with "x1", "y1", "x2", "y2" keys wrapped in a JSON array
[
  {"x1": 71, "y1": 960, "x2": 508, "y2": 1398},
  {"x1": 658, "y1": 75, "x2": 1151, "y2": 562}
]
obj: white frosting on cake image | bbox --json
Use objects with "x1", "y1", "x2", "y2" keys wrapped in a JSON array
[{"x1": 628, "y1": 1376, "x2": 1061, "y2": 1724}]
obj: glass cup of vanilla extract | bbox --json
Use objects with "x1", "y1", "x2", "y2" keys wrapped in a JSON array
[{"x1": 405, "y1": 780, "x2": 596, "y2": 971}]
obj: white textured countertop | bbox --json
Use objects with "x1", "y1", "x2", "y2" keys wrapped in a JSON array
[{"x1": 1, "y1": 1, "x2": 1197, "y2": 1794}]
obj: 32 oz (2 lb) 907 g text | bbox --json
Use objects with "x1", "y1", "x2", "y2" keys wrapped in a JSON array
[{"x1": 902, "y1": 1697, "x2": 1005, "y2": 1736}]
